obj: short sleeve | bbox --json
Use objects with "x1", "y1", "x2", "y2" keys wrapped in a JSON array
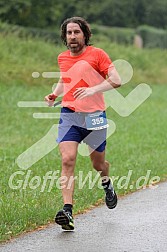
[{"x1": 97, "y1": 49, "x2": 114, "y2": 76}]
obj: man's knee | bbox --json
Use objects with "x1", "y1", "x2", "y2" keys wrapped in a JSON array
[{"x1": 61, "y1": 153, "x2": 76, "y2": 168}]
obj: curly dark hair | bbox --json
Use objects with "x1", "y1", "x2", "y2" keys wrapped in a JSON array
[{"x1": 60, "y1": 17, "x2": 92, "y2": 46}]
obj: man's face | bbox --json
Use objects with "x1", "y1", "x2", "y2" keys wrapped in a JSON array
[{"x1": 66, "y1": 23, "x2": 86, "y2": 54}]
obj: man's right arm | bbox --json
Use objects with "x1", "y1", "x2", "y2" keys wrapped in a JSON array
[{"x1": 44, "y1": 77, "x2": 64, "y2": 106}]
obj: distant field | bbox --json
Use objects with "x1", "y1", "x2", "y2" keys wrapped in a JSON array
[{"x1": 0, "y1": 35, "x2": 167, "y2": 242}]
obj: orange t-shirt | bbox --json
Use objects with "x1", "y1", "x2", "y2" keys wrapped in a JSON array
[{"x1": 58, "y1": 46, "x2": 113, "y2": 112}]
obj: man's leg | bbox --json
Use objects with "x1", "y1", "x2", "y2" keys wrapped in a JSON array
[
  {"x1": 59, "y1": 141, "x2": 78, "y2": 204},
  {"x1": 89, "y1": 150, "x2": 109, "y2": 180},
  {"x1": 90, "y1": 150, "x2": 117, "y2": 209},
  {"x1": 55, "y1": 141, "x2": 78, "y2": 230}
]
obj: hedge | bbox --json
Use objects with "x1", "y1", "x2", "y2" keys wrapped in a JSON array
[
  {"x1": 136, "y1": 25, "x2": 167, "y2": 49},
  {"x1": 0, "y1": 22, "x2": 61, "y2": 44}
]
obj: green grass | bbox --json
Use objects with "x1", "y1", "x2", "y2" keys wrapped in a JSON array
[{"x1": 0, "y1": 35, "x2": 167, "y2": 242}]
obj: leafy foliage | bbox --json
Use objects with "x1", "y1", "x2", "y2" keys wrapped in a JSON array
[
  {"x1": 0, "y1": 0, "x2": 167, "y2": 29},
  {"x1": 137, "y1": 25, "x2": 167, "y2": 49}
]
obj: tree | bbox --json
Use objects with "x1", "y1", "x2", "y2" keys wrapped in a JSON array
[{"x1": 0, "y1": 0, "x2": 167, "y2": 29}]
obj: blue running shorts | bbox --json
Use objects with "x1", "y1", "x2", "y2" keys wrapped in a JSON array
[{"x1": 57, "y1": 107, "x2": 107, "y2": 152}]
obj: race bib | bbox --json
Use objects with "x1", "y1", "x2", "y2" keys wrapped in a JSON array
[{"x1": 85, "y1": 111, "x2": 109, "y2": 130}]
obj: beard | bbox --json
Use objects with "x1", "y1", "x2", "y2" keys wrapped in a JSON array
[{"x1": 67, "y1": 40, "x2": 85, "y2": 54}]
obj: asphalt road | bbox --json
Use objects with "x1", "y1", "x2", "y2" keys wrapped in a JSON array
[{"x1": 1, "y1": 182, "x2": 167, "y2": 252}]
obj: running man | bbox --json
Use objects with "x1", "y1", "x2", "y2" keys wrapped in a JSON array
[{"x1": 45, "y1": 17, "x2": 121, "y2": 231}]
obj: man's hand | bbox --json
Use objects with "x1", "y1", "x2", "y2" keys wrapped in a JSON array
[
  {"x1": 73, "y1": 87, "x2": 95, "y2": 100},
  {"x1": 44, "y1": 93, "x2": 57, "y2": 107}
]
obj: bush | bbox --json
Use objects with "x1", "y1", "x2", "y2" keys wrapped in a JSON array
[
  {"x1": 0, "y1": 22, "x2": 61, "y2": 44},
  {"x1": 136, "y1": 25, "x2": 167, "y2": 49},
  {"x1": 91, "y1": 24, "x2": 135, "y2": 45}
]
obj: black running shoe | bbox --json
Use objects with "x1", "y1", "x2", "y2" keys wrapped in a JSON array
[
  {"x1": 55, "y1": 210, "x2": 74, "y2": 230},
  {"x1": 105, "y1": 189, "x2": 117, "y2": 209}
]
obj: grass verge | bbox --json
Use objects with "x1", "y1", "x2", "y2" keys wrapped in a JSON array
[{"x1": 0, "y1": 35, "x2": 167, "y2": 242}]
